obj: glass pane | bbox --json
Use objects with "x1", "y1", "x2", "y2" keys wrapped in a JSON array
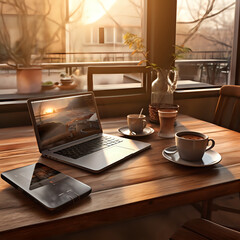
[
  {"x1": 116, "y1": 28, "x2": 123, "y2": 43},
  {"x1": 92, "y1": 72, "x2": 143, "y2": 90},
  {"x1": 105, "y1": 27, "x2": 114, "y2": 43},
  {"x1": 0, "y1": 0, "x2": 146, "y2": 94},
  {"x1": 176, "y1": 0, "x2": 235, "y2": 88}
]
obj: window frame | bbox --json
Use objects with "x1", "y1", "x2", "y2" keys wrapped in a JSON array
[{"x1": 230, "y1": 0, "x2": 240, "y2": 85}]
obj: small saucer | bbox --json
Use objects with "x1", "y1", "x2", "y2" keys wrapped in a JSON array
[
  {"x1": 118, "y1": 126, "x2": 154, "y2": 137},
  {"x1": 162, "y1": 146, "x2": 221, "y2": 167}
]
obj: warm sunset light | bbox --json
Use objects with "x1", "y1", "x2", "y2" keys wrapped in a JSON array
[
  {"x1": 43, "y1": 108, "x2": 54, "y2": 115},
  {"x1": 70, "y1": 0, "x2": 116, "y2": 25}
]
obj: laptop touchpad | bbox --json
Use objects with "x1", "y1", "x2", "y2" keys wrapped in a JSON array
[{"x1": 76, "y1": 146, "x2": 135, "y2": 172}]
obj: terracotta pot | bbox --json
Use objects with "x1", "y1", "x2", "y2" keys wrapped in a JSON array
[
  {"x1": 17, "y1": 68, "x2": 42, "y2": 93},
  {"x1": 149, "y1": 103, "x2": 179, "y2": 123}
]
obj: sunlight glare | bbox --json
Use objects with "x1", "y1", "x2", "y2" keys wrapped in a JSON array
[
  {"x1": 70, "y1": 0, "x2": 117, "y2": 25},
  {"x1": 44, "y1": 108, "x2": 54, "y2": 115}
]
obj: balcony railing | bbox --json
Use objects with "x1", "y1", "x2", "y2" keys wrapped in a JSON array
[{"x1": 0, "y1": 50, "x2": 231, "y2": 92}]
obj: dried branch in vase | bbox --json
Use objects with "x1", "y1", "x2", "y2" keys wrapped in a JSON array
[
  {"x1": 123, "y1": 32, "x2": 192, "y2": 73},
  {"x1": 0, "y1": 0, "x2": 67, "y2": 68}
]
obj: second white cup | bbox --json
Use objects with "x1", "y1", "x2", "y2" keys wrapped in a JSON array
[{"x1": 127, "y1": 114, "x2": 147, "y2": 133}]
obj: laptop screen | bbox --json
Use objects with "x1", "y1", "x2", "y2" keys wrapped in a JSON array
[{"x1": 30, "y1": 93, "x2": 102, "y2": 151}]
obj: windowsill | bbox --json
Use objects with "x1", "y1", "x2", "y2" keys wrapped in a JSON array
[
  {"x1": 0, "y1": 77, "x2": 221, "y2": 101},
  {"x1": 0, "y1": 86, "x2": 220, "y2": 104},
  {"x1": 175, "y1": 87, "x2": 220, "y2": 99},
  {"x1": 0, "y1": 88, "x2": 82, "y2": 102},
  {"x1": 0, "y1": 86, "x2": 221, "y2": 128}
]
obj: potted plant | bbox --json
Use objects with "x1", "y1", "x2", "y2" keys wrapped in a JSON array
[
  {"x1": 0, "y1": 0, "x2": 65, "y2": 93},
  {"x1": 123, "y1": 33, "x2": 191, "y2": 104}
]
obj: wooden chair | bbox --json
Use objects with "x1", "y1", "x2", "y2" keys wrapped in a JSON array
[
  {"x1": 213, "y1": 85, "x2": 240, "y2": 132},
  {"x1": 200, "y1": 86, "x2": 240, "y2": 220},
  {"x1": 170, "y1": 218, "x2": 240, "y2": 240},
  {"x1": 87, "y1": 66, "x2": 152, "y2": 118}
]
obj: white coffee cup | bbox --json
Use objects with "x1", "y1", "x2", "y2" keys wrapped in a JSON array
[
  {"x1": 175, "y1": 131, "x2": 215, "y2": 161},
  {"x1": 127, "y1": 114, "x2": 147, "y2": 134}
]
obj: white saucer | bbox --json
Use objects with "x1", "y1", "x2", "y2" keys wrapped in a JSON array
[
  {"x1": 162, "y1": 146, "x2": 221, "y2": 167},
  {"x1": 118, "y1": 126, "x2": 154, "y2": 137}
]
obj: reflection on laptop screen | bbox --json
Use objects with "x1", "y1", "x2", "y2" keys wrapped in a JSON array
[{"x1": 31, "y1": 94, "x2": 102, "y2": 150}]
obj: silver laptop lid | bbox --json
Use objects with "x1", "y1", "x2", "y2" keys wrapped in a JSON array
[{"x1": 27, "y1": 92, "x2": 102, "y2": 152}]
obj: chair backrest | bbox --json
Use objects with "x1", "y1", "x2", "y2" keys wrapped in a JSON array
[
  {"x1": 170, "y1": 218, "x2": 240, "y2": 240},
  {"x1": 86, "y1": 66, "x2": 151, "y2": 118},
  {"x1": 213, "y1": 85, "x2": 240, "y2": 132}
]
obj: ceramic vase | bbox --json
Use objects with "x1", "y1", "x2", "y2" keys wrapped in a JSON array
[
  {"x1": 151, "y1": 69, "x2": 177, "y2": 105},
  {"x1": 149, "y1": 69, "x2": 178, "y2": 123}
]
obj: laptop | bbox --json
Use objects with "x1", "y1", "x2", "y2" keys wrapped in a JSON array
[{"x1": 27, "y1": 92, "x2": 151, "y2": 173}]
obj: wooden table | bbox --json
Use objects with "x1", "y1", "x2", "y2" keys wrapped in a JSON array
[{"x1": 0, "y1": 115, "x2": 240, "y2": 239}]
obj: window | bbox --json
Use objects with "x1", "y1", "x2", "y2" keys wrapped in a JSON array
[
  {"x1": 115, "y1": 28, "x2": 124, "y2": 43},
  {"x1": 0, "y1": 0, "x2": 146, "y2": 95},
  {"x1": 176, "y1": 0, "x2": 236, "y2": 88},
  {"x1": 104, "y1": 27, "x2": 114, "y2": 43},
  {"x1": 99, "y1": 27, "x2": 105, "y2": 44},
  {"x1": 84, "y1": 27, "x2": 99, "y2": 44},
  {"x1": 0, "y1": 1, "x2": 239, "y2": 100}
]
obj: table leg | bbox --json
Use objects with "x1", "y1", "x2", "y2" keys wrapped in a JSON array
[{"x1": 201, "y1": 199, "x2": 212, "y2": 220}]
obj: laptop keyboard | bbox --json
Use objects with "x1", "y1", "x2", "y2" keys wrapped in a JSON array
[{"x1": 55, "y1": 136, "x2": 123, "y2": 159}]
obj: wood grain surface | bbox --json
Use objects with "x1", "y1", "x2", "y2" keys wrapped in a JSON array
[{"x1": 0, "y1": 115, "x2": 240, "y2": 239}]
